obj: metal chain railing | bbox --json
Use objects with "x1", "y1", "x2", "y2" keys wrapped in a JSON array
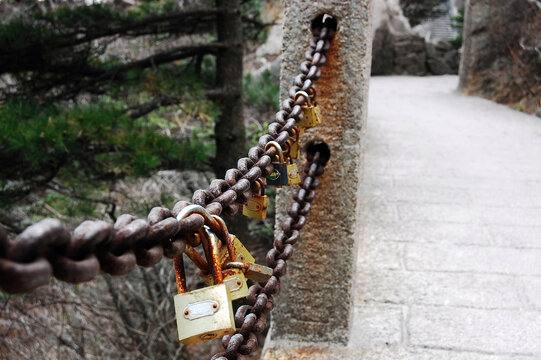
[
  {"x1": 0, "y1": 18, "x2": 336, "y2": 359},
  {"x1": 211, "y1": 150, "x2": 328, "y2": 359}
]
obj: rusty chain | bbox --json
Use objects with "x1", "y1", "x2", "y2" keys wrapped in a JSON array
[
  {"x1": 0, "y1": 18, "x2": 335, "y2": 358},
  {"x1": 211, "y1": 150, "x2": 328, "y2": 360}
]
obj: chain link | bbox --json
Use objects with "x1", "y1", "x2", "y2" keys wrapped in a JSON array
[
  {"x1": 211, "y1": 150, "x2": 328, "y2": 360},
  {"x1": 0, "y1": 19, "x2": 335, "y2": 359},
  {"x1": 0, "y1": 21, "x2": 334, "y2": 295}
]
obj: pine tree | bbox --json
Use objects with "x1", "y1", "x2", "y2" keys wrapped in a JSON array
[{"x1": 0, "y1": 0, "x2": 270, "y2": 232}]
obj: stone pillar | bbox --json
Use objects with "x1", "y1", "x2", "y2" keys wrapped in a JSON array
[
  {"x1": 457, "y1": 0, "x2": 474, "y2": 90},
  {"x1": 263, "y1": 1, "x2": 373, "y2": 357}
]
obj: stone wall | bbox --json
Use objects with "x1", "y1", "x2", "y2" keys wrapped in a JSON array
[
  {"x1": 371, "y1": 0, "x2": 460, "y2": 76},
  {"x1": 459, "y1": 0, "x2": 541, "y2": 114}
]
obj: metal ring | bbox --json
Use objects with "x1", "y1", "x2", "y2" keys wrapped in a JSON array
[
  {"x1": 176, "y1": 204, "x2": 212, "y2": 223},
  {"x1": 199, "y1": 225, "x2": 224, "y2": 285},
  {"x1": 264, "y1": 141, "x2": 285, "y2": 163},
  {"x1": 211, "y1": 215, "x2": 237, "y2": 262},
  {"x1": 256, "y1": 178, "x2": 266, "y2": 196},
  {"x1": 294, "y1": 90, "x2": 311, "y2": 105}
]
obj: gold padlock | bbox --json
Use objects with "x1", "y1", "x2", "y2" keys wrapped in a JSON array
[
  {"x1": 200, "y1": 230, "x2": 249, "y2": 301},
  {"x1": 199, "y1": 233, "x2": 255, "y2": 268},
  {"x1": 295, "y1": 90, "x2": 322, "y2": 129},
  {"x1": 220, "y1": 235, "x2": 255, "y2": 265},
  {"x1": 287, "y1": 127, "x2": 303, "y2": 160},
  {"x1": 242, "y1": 178, "x2": 268, "y2": 219},
  {"x1": 174, "y1": 210, "x2": 235, "y2": 344},
  {"x1": 286, "y1": 159, "x2": 301, "y2": 186},
  {"x1": 202, "y1": 267, "x2": 249, "y2": 301},
  {"x1": 226, "y1": 261, "x2": 273, "y2": 283}
]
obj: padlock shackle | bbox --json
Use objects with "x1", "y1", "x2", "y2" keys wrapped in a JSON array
[
  {"x1": 174, "y1": 254, "x2": 188, "y2": 294},
  {"x1": 177, "y1": 204, "x2": 237, "y2": 263},
  {"x1": 177, "y1": 204, "x2": 219, "y2": 232},
  {"x1": 200, "y1": 226, "x2": 224, "y2": 285},
  {"x1": 265, "y1": 141, "x2": 285, "y2": 163},
  {"x1": 294, "y1": 90, "x2": 313, "y2": 107},
  {"x1": 291, "y1": 126, "x2": 301, "y2": 142},
  {"x1": 184, "y1": 243, "x2": 208, "y2": 271},
  {"x1": 211, "y1": 215, "x2": 237, "y2": 263},
  {"x1": 256, "y1": 178, "x2": 266, "y2": 196}
]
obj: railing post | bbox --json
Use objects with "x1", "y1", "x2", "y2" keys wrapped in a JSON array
[{"x1": 263, "y1": 1, "x2": 373, "y2": 356}]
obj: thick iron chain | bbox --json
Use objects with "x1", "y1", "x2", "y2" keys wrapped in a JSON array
[
  {"x1": 0, "y1": 23, "x2": 335, "y2": 295},
  {"x1": 211, "y1": 150, "x2": 328, "y2": 360}
]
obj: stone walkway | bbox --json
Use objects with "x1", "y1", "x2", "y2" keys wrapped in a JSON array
[{"x1": 352, "y1": 75, "x2": 541, "y2": 359}]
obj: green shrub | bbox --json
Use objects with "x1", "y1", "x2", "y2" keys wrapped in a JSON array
[{"x1": 244, "y1": 70, "x2": 279, "y2": 112}]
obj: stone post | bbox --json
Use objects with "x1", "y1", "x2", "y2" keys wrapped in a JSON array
[
  {"x1": 263, "y1": 1, "x2": 373, "y2": 357},
  {"x1": 457, "y1": 0, "x2": 474, "y2": 90}
]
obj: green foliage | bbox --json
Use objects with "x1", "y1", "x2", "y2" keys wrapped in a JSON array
[
  {"x1": 0, "y1": 291, "x2": 9, "y2": 300},
  {"x1": 44, "y1": 192, "x2": 97, "y2": 218},
  {"x1": 449, "y1": 7, "x2": 465, "y2": 49},
  {"x1": 241, "y1": 0, "x2": 269, "y2": 45},
  {"x1": 247, "y1": 122, "x2": 269, "y2": 148},
  {"x1": 0, "y1": 100, "x2": 212, "y2": 182},
  {"x1": 37, "y1": 5, "x2": 122, "y2": 27},
  {"x1": 451, "y1": 7, "x2": 465, "y2": 30},
  {"x1": 243, "y1": 70, "x2": 279, "y2": 112},
  {"x1": 129, "y1": 0, "x2": 179, "y2": 18},
  {"x1": 36, "y1": 1, "x2": 178, "y2": 25},
  {"x1": 0, "y1": 19, "x2": 51, "y2": 48},
  {"x1": 449, "y1": 34, "x2": 463, "y2": 49}
]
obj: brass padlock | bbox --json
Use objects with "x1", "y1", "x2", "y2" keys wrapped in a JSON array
[
  {"x1": 173, "y1": 216, "x2": 235, "y2": 344},
  {"x1": 226, "y1": 261, "x2": 273, "y2": 283},
  {"x1": 287, "y1": 127, "x2": 303, "y2": 160},
  {"x1": 286, "y1": 157, "x2": 301, "y2": 186},
  {"x1": 242, "y1": 178, "x2": 268, "y2": 219},
  {"x1": 295, "y1": 90, "x2": 322, "y2": 129},
  {"x1": 202, "y1": 267, "x2": 249, "y2": 301},
  {"x1": 220, "y1": 235, "x2": 255, "y2": 265},
  {"x1": 265, "y1": 141, "x2": 290, "y2": 187},
  {"x1": 200, "y1": 229, "x2": 249, "y2": 301}
]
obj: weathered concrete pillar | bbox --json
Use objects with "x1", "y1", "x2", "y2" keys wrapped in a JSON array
[{"x1": 263, "y1": 1, "x2": 373, "y2": 357}]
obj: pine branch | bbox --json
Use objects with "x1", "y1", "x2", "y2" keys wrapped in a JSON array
[
  {"x1": 241, "y1": 15, "x2": 277, "y2": 29},
  {"x1": 125, "y1": 95, "x2": 182, "y2": 119},
  {"x1": 24, "y1": 43, "x2": 225, "y2": 100}
]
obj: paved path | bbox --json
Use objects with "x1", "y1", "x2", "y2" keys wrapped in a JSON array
[{"x1": 351, "y1": 76, "x2": 541, "y2": 359}]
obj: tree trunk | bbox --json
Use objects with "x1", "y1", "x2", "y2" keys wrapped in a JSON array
[
  {"x1": 214, "y1": 0, "x2": 250, "y2": 240},
  {"x1": 214, "y1": 0, "x2": 245, "y2": 178}
]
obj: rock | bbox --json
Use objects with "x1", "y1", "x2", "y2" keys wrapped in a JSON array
[
  {"x1": 535, "y1": 109, "x2": 541, "y2": 118},
  {"x1": 371, "y1": 0, "x2": 459, "y2": 75},
  {"x1": 426, "y1": 40, "x2": 459, "y2": 75},
  {"x1": 372, "y1": 0, "x2": 411, "y2": 35},
  {"x1": 459, "y1": 0, "x2": 541, "y2": 114},
  {"x1": 371, "y1": 26, "x2": 394, "y2": 75},
  {"x1": 115, "y1": 169, "x2": 214, "y2": 208},
  {"x1": 394, "y1": 35, "x2": 427, "y2": 75}
]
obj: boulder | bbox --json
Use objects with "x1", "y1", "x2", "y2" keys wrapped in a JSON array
[
  {"x1": 459, "y1": 0, "x2": 541, "y2": 113},
  {"x1": 426, "y1": 40, "x2": 459, "y2": 75},
  {"x1": 371, "y1": 26, "x2": 395, "y2": 75},
  {"x1": 371, "y1": 0, "x2": 459, "y2": 75},
  {"x1": 394, "y1": 34, "x2": 427, "y2": 75}
]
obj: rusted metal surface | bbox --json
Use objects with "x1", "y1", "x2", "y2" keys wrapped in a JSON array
[{"x1": 0, "y1": 17, "x2": 335, "y2": 359}]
